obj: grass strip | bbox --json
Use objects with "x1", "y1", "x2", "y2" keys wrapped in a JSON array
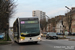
[{"x1": 0, "y1": 41, "x2": 12, "y2": 45}]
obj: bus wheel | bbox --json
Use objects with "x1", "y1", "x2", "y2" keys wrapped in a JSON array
[
  {"x1": 14, "y1": 41, "x2": 16, "y2": 43},
  {"x1": 14, "y1": 41, "x2": 17, "y2": 43},
  {"x1": 34, "y1": 41, "x2": 38, "y2": 44}
]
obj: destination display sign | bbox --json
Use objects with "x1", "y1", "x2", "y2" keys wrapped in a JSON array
[{"x1": 21, "y1": 21, "x2": 38, "y2": 24}]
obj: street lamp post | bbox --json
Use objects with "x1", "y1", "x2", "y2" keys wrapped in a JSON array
[
  {"x1": 65, "y1": 6, "x2": 71, "y2": 11},
  {"x1": 65, "y1": 6, "x2": 72, "y2": 35}
]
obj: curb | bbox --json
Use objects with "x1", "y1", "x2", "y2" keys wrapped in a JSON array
[
  {"x1": 58, "y1": 39, "x2": 69, "y2": 40},
  {"x1": 69, "y1": 39, "x2": 75, "y2": 41},
  {"x1": 0, "y1": 41, "x2": 13, "y2": 46}
]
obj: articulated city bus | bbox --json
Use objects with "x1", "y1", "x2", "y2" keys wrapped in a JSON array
[{"x1": 13, "y1": 17, "x2": 41, "y2": 43}]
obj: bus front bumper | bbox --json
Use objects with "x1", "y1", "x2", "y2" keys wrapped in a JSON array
[{"x1": 19, "y1": 38, "x2": 42, "y2": 43}]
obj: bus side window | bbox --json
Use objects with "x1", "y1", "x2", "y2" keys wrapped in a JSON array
[
  {"x1": 17, "y1": 22, "x2": 19, "y2": 39},
  {"x1": 14, "y1": 22, "x2": 18, "y2": 38}
]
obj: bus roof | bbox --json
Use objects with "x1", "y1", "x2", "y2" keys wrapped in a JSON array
[
  {"x1": 13, "y1": 17, "x2": 39, "y2": 26},
  {"x1": 18, "y1": 17, "x2": 38, "y2": 19},
  {"x1": 18, "y1": 17, "x2": 39, "y2": 21}
]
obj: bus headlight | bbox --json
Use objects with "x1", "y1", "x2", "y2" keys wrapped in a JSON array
[
  {"x1": 20, "y1": 39, "x2": 24, "y2": 41},
  {"x1": 37, "y1": 37, "x2": 41, "y2": 39}
]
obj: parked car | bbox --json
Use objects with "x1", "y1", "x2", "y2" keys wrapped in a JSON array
[
  {"x1": 72, "y1": 33, "x2": 75, "y2": 35},
  {"x1": 41, "y1": 32, "x2": 47, "y2": 37},
  {"x1": 68, "y1": 32, "x2": 72, "y2": 35},
  {"x1": 56, "y1": 32, "x2": 63, "y2": 35},
  {"x1": 46, "y1": 32, "x2": 58, "y2": 39},
  {"x1": 0, "y1": 33, "x2": 5, "y2": 39}
]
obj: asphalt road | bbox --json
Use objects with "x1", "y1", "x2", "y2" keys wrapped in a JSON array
[
  {"x1": 1, "y1": 30, "x2": 73, "y2": 50},
  {"x1": 58, "y1": 35, "x2": 75, "y2": 39},
  {"x1": 0, "y1": 37, "x2": 75, "y2": 50}
]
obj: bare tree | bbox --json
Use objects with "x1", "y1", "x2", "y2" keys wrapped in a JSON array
[
  {"x1": 40, "y1": 18, "x2": 47, "y2": 31},
  {"x1": 0, "y1": 0, "x2": 16, "y2": 40},
  {"x1": 0, "y1": 0, "x2": 16, "y2": 31},
  {"x1": 48, "y1": 18, "x2": 56, "y2": 32},
  {"x1": 65, "y1": 11, "x2": 72, "y2": 35}
]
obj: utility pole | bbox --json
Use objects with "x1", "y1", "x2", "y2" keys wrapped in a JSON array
[
  {"x1": 65, "y1": 6, "x2": 71, "y2": 11},
  {"x1": 65, "y1": 6, "x2": 72, "y2": 35}
]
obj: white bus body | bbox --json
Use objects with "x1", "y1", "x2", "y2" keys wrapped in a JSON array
[{"x1": 13, "y1": 17, "x2": 41, "y2": 43}]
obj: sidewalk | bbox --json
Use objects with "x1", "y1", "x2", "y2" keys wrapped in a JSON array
[
  {"x1": 58, "y1": 35, "x2": 75, "y2": 41},
  {"x1": 9, "y1": 29, "x2": 14, "y2": 43},
  {"x1": 58, "y1": 35, "x2": 75, "y2": 37}
]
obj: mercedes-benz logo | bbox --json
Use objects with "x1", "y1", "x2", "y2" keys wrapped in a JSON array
[{"x1": 30, "y1": 38, "x2": 32, "y2": 40}]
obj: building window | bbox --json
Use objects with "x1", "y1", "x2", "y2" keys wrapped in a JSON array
[
  {"x1": 33, "y1": 14, "x2": 35, "y2": 16},
  {"x1": 34, "y1": 11, "x2": 35, "y2": 12},
  {"x1": 72, "y1": 28, "x2": 75, "y2": 33},
  {"x1": 72, "y1": 15, "x2": 75, "y2": 19},
  {"x1": 72, "y1": 21, "x2": 75, "y2": 25},
  {"x1": 40, "y1": 11, "x2": 42, "y2": 14}
]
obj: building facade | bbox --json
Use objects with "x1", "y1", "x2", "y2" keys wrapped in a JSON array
[
  {"x1": 63, "y1": 7, "x2": 75, "y2": 33},
  {"x1": 72, "y1": 14, "x2": 75, "y2": 33},
  {"x1": 55, "y1": 21, "x2": 63, "y2": 33},
  {"x1": 63, "y1": 16, "x2": 69, "y2": 31},
  {"x1": 32, "y1": 10, "x2": 46, "y2": 20},
  {"x1": 47, "y1": 23, "x2": 56, "y2": 32},
  {"x1": 71, "y1": 7, "x2": 75, "y2": 33}
]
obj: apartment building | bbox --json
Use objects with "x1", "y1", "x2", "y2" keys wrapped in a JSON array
[{"x1": 32, "y1": 10, "x2": 46, "y2": 20}]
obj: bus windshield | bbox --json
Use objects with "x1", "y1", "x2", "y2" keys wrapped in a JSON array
[{"x1": 20, "y1": 20, "x2": 40, "y2": 36}]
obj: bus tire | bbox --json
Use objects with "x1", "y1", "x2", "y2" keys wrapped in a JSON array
[
  {"x1": 34, "y1": 41, "x2": 38, "y2": 44},
  {"x1": 14, "y1": 41, "x2": 17, "y2": 43}
]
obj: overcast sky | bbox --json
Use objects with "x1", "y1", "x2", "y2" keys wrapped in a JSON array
[{"x1": 9, "y1": 0, "x2": 75, "y2": 27}]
